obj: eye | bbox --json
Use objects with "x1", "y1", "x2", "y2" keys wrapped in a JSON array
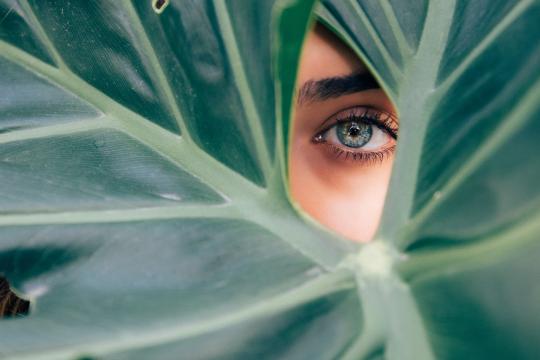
[{"x1": 312, "y1": 107, "x2": 398, "y2": 163}]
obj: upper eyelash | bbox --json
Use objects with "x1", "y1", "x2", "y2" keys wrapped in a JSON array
[{"x1": 314, "y1": 107, "x2": 398, "y2": 141}]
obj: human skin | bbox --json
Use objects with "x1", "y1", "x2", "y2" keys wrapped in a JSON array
[{"x1": 289, "y1": 24, "x2": 398, "y2": 242}]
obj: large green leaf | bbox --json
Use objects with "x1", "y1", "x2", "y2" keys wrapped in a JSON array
[{"x1": 0, "y1": 0, "x2": 538, "y2": 359}]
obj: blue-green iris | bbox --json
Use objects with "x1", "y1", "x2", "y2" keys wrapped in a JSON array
[{"x1": 336, "y1": 121, "x2": 372, "y2": 148}]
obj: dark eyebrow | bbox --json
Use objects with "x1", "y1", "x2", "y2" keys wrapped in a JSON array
[{"x1": 297, "y1": 72, "x2": 380, "y2": 105}]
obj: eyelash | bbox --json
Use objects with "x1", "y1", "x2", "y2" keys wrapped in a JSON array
[{"x1": 312, "y1": 107, "x2": 398, "y2": 164}]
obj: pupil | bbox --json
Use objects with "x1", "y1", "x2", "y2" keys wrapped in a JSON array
[
  {"x1": 336, "y1": 120, "x2": 372, "y2": 148},
  {"x1": 349, "y1": 125, "x2": 361, "y2": 137}
]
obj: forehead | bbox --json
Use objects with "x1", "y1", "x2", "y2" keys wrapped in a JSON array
[{"x1": 297, "y1": 24, "x2": 365, "y2": 84}]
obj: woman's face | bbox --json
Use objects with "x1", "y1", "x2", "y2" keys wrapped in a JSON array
[{"x1": 289, "y1": 24, "x2": 398, "y2": 242}]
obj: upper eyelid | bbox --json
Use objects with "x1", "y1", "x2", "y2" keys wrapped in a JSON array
[{"x1": 315, "y1": 106, "x2": 398, "y2": 136}]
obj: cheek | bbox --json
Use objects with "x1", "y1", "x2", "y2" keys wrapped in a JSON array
[{"x1": 289, "y1": 139, "x2": 393, "y2": 242}]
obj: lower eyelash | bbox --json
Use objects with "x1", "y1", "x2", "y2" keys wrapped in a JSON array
[{"x1": 323, "y1": 142, "x2": 396, "y2": 165}]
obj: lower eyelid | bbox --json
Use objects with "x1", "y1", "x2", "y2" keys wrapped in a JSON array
[{"x1": 318, "y1": 141, "x2": 396, "y2": 165}]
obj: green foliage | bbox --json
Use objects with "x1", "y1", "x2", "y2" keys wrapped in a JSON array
[{"x1": 0, "y1": 0, "x2": 539, "y2": 359}]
